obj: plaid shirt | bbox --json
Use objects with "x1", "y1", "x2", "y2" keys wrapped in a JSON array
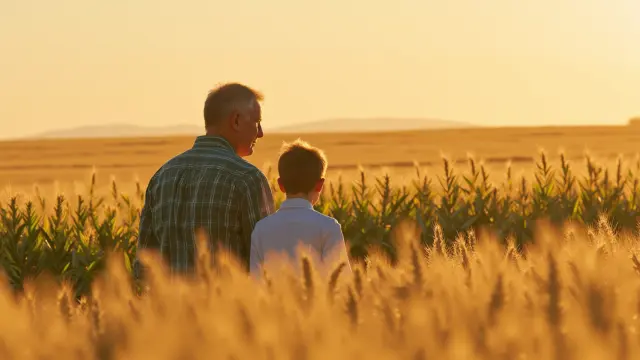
[{"x1": 133, "y1": 135, "x2": 275, "y2": 278}]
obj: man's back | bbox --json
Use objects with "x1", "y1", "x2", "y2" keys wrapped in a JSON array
[
  {"x1": 135, "y1": 135, "x2": 274, "y2": 276},
  {"x1": 249, "y1": 198, "x2": 351, "y2": 277}
]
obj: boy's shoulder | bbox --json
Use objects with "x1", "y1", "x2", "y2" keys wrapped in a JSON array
[
  {"x1": 254, "y1": 206, "x2": 341, "y2": 230},
  {"x1": 307, "y1": 208, "x2": 342, "y2": 227},
  {"x1": 315, "y1": 209, "x2": 341, "y2": 224}
]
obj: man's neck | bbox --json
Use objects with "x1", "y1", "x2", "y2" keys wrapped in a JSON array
[
  {"x1": 205, "y1": 128, "x2": 222, "y2": 137},
  {"x1": 204, "y1": 129, "x2": 237, "y2": 150}
]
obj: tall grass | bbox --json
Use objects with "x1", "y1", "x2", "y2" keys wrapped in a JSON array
[
  {"x1": 1, "y1": 151, "x2": 640, "y2": 298},
  {"x1": 1, "y1": 216, "x2": 640, "y2": 359},
  {"x1": 1, "y1": 150, "x2": 640, "y2": 358}
]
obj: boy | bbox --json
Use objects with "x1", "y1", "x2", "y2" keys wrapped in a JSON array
[{"x1": 249, "y1": 139, "x2": 352, "y2": 278}]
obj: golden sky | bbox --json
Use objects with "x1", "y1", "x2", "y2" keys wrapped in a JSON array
[{"x1": 1, "y1": 0, "x2": 639, "y2": 139}]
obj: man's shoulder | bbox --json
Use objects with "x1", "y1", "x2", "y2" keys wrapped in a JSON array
[{"x1": 154, "y1": 147, "x2": 264, "y2": 179}]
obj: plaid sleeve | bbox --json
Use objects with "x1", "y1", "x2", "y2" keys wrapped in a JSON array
[
  {"x1": 239, "y1": 170, "x2": 275, "y2": 270},
  {"x1": 133, "y1": 179, "x2": 160, "y2": 280},
  {"x1": 249, "y1": 223, "x2": 265, "y2": 277}
]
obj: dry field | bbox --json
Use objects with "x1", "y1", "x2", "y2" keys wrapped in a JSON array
[
  {"x1": 2, "y1": 219, "x2": 640, "y2": 359},
  {"x1": 2, "y1": 124, "x2": 640, "y2": 359},
  {"x1": 1, "y1": 124, "x2": 638, "y2": 198}
]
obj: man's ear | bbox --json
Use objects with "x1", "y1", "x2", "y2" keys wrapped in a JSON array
[
  {"x1": 230, "y1": 111, "x2": 241, "y2": 131},
  {"x1": 277, "y1": 178, "x2": 286, "y2": 193},
  {"x1": 314, "y1": 178, "x2": 325, "y2": 192}
]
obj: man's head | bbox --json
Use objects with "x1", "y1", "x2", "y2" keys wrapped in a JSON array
[
  {"x1": 204, "y1": 83, "x2": 264, "y2": 157},
  {"x1": 277, "y1": 139, "x2": 328, "y2": 204}
]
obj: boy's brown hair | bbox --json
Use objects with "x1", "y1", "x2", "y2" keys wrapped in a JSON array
[{"x1": 278, "y1": 139, "x2": 327, "y2": 194}]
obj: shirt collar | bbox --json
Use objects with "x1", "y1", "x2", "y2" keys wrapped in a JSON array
[
  {"x1": 280, "y1": 198, "x2": 313, "y2": 209},
  {"x1": 192, "y1": 135, "x2": 235, "y2": 152}
]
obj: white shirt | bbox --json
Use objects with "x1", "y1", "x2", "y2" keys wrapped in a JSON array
[{"x1": 250, "y1": 198, "x2": 352, "y2": 278}]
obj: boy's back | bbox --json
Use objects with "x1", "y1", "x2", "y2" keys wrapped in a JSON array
[
  {"x1": 250, "y1": 138, "x2": 352, "y2": 278},
  {"x1": 249, "y1": 198, "x2": 351, "y2": 277}
]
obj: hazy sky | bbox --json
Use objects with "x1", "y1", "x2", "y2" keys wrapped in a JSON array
[{"x1": 1, "y1": 0, "x2": 639, "y2": 139}]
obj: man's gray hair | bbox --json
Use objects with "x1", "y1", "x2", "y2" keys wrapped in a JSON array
[{"x1": 203, "y1": 83, "x2": 263, "y2": 128}]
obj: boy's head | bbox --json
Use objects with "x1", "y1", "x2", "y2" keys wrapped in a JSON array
[{"x1": 277, "y1": 139, "x2": 327, "y2": 203}]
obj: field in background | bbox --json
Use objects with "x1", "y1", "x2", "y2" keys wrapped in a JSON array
[
  {"x1": 2, "y1": 124, "x2": 640, "y2": 358},
  {"x1": 1, "y1": 124, "x2": 638, "y2": 198}
]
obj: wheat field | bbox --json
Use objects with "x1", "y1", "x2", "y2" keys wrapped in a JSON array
[
  {"x1": 2, "y1": 124, "x2": 638, "y2": 197},
  {"x1": 2, "y1": 220, "x2": 640, "y2": 359},
  {"x1": 2, "y1": 124, "x2": 640, "y2": 359}
]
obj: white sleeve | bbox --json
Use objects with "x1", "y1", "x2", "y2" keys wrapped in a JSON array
[{"x1": 327, "y1": 221, "x2": 352, "y2": 274}]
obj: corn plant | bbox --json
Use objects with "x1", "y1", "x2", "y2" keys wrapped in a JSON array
[{"x1": 2, "y1": 151, "x2": 640, "y2": 297}]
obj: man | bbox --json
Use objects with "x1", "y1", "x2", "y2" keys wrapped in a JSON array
[{"x1": 133, "y1": 83, "x2": 275, "y2": 279}]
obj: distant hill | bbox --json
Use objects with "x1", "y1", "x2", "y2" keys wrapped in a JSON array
[
  {"x1": 28, "y1": 117, "x2": 476, "y2": 139},
  {"x1": 271, "y1": 118, "x2": 476, "y2": 133},
  {"x1": 33, "y1": 123, "x2": 204, "y2": 139}
]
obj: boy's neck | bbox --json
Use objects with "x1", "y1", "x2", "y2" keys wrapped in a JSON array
[{"x1": 286, "y1": 193, "x2": 313, "y2": 202}]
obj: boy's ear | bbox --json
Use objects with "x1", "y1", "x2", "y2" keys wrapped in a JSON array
[
  {"x1": 314, "y1": 178, "x2": 325, "y2": 192},
  {"x1": 277, "y1": 177, "x2": 286, "y2": 193}
]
